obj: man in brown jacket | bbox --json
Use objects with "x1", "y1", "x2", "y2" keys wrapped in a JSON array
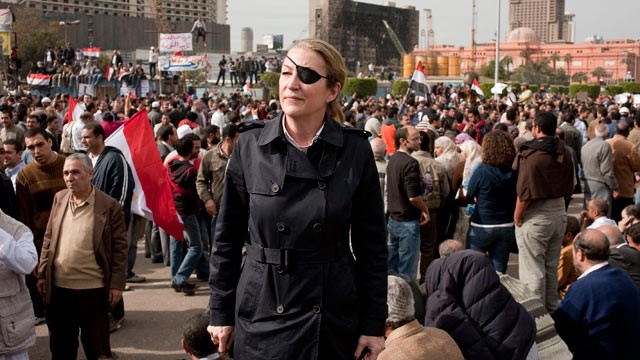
[
  {"x1": 378, "y1": 275, "x2": 463, "y2": 360},
  {"x1": 607, "y1": 122, "x2": 640, "y2": 222},
  {"x1": 36, "y1": 153, "x2": 128, "y2": 360}
]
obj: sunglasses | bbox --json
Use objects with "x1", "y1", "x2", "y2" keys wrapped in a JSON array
[{"x1": 285, "y1": 56, "x2": 328, "y2": 85}]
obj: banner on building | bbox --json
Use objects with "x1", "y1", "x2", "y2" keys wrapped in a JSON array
[
  {"x1": 158, "y1": 55, "x2": 207, "y2": 72},
  {"x1": 83, "y1": 47, "x2": 101, "y2": 58},
  {"x1": 0, "y1": 31, "x2": 10, "y2": 56},
  {"x1": 159, "y1": 33, "x2": 193, "y2": 52},
  {"x1": 0, "y1": 9, "x2": 12, "y2": 32}
]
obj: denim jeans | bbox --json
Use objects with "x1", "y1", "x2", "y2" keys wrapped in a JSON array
[
  {"x1": 387, "y1": 218, "x2": 420, "y2": 282},
  {"x1": 170, "y1": 214, "x2": 203, "y2": 285},
  {"x1": 466, "y1": 224, "x2": 515, "y2": 274}
]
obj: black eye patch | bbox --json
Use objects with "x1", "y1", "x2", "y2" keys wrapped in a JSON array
[{"x1": 286, "y1": 56, "x2": 327, "y2": 85}]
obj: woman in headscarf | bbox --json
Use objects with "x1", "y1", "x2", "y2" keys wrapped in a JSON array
[
  {"x1": 460, "y1": 140, "x2": 482, "y2": 193},
  {"x1": 434, "y1": 136, "x2": 464, "y2": 241},
  {"x1": 434, "y1": 136, "x2": 463, "y2": 181},
  {"x1": 453, "y1": 139, "x2": 482, "y2": 243}
]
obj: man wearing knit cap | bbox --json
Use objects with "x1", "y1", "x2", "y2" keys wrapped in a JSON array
[{"x1": 378, "y1": 275, "x2": 463, "y2": 360}]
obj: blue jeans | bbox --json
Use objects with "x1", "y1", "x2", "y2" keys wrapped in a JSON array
[
  {"x1": 170, "y1": 214, "x2": 203, "y2": 285},
  {"x1": 466, "y1": 224, "x2": 514, "y2": 274},
  {"x1": 387, "y1": 218, "x2": 420, "y2": 282}
]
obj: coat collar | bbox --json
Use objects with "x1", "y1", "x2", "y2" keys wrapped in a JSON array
[
  {"x1": 385, "y1": 319, "x2": 424, "y2": 347},
  {"x1": 257, "y1": 113, "x2": 344, "y2": 148}
]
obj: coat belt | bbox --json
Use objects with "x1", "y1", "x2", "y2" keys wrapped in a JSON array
[{"x1": 245, "y1": 244, "x2": 348, "y2": 272}]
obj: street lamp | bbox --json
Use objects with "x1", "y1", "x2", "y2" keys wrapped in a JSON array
[
  {"x1": 494, "y1": 0, "x2": 501, "y2": 100},
  {"x1": 59, "y1": 20, "x2": 80, "y2": 45}
]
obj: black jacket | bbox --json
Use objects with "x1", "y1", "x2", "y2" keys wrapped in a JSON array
[
  {"x1": 92, "y1": 146, "x2": 135, "y2": 225},
  {"x1": 609, "y1": 244, "x2": 640, "y2": 293},
  {"x1": 167, "y1": 158, "x2": 198, "y2": 216},
  {"x1": 209, "y1": 114, "x2": 387, "y2": 359},
  {"x1": 425, "y1": 250, "x2": 536, "y2": 360}
]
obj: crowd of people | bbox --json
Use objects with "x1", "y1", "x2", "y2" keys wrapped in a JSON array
[{"x1": 2, "y1": 36, "x2": 640, "y2": 359}]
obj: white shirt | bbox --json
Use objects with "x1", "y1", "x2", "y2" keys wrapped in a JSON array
[
  {"x1": 587, "y1": 216, "x2": 617, "y2": 230},
  {"x1": 575, "y1": 118, "x2": 588, "y2": 145},
  {"x1": 211, "y1": 111, "x2": 225, "y2": 129},
  {"x1": 578, "y1": 262, "x2": 608, "y2": 280}
]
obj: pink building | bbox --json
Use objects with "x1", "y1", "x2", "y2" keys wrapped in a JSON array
[{"x1": 414, "y1": 27, "x2": 640, "y2": 83}]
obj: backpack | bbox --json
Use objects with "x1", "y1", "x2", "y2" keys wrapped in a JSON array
[
  {"x1": 422, "y1": 160, "x2": 446, "y2": 209},
  {"x1": 60, "y1": 121, "x2": 74, "y2": 154}
]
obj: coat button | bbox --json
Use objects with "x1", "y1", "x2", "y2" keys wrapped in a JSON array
[
  {"x1": 318, "y1": 181, "x2": 327, "y2": 190},
  {"x1": 276, "y1": 264, "x2": 286, "y2": 274},
  {"x1": 312, "y1": 223, "x2": 323, "y2": 232},
  {"x1": 271, "y1": 183, "x2": 280, "y2": 193},
  {"x1": 276, "y1": 222, "x2": 286, "y2": 232},
  {"x1": 276, "y1": 305, "x2": 284, "y2": 314},
  {"x1": 313, "y1": 305, "x2": 321, "y2": 314}
]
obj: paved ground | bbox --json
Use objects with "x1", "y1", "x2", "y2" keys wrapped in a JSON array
[
  {"x1": 29, "y1": 247, "x2": 210, "y2": 360},
  {"x1": 29, "y1": 193, "x2": 585, "y2": 358}
]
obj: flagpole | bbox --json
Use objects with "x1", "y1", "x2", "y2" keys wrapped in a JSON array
[{"x1": 494, "y1": 0, "x2": 501, "y2": 101}]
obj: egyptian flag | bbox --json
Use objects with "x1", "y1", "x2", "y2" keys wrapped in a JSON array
[
  {"x1": 117, "y1": 68, "x2": 130, "y2": 81},
  {"x1": 83, "y1": 47, "x2": 101, "y2": 58},
  {"x1": 26, "y1": 74, "x2": 51, "y2": 86},
  {"x1": 67, "y1": 96, "x2": 84, "y2": 125},
  {"x1": 471, "y1": 78, "x2": 485, "y2": 98},
  {"x1": 105, "y1": 109, "x2": 184, "y2": 240},
  {"x1": 409, "y1": 61, "x2": 429, "y2": 97},
  {"x1": 106, "y1": 66, "x2": 116, "y2": 81}
]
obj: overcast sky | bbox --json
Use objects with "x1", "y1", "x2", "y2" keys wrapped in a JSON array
[{"x1": 227, "y1": 0, "x2": 638, "y2": 52}]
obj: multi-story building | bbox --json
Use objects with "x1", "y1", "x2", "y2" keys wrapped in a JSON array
[
  {"x1": 509, "y1": 0, "x2": 570, "y2": 43},
  {"x1": 417, "y1": 27, "x2": 640, "y2": 83},
  {"x1": 13, "y1": 0, "x2": 230, "y2": 52},
  {"x1": 309, "y1": 0, "x2": 419, "y2": 72}
]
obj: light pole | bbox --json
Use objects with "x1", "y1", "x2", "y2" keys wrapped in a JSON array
[
  {"x1": 494, "y1": 0, "x2": 501, "y2": 100},
  {"x1": 59, "y1": 20, "x2": 80, "y2": 45}
]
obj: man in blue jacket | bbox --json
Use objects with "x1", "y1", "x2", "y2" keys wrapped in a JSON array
[
  {"x1": 553, "y1": 229, "x2": 640, "y2": 359},
  {"x1": 81, "y1": 122, "x2": 136, "y2": 332}
]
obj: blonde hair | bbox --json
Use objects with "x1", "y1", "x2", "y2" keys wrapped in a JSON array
[{"x1": 287, "y1": 38, "x2": 347, "y2": 123}]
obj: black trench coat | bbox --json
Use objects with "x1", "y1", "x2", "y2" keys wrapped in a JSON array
[{"x1": 209, "y1": 114, "x2": 387, "y2": 360}]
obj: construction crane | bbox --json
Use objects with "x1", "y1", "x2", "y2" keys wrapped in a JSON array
[
  {"x1": 382, "y1": 20, "x2": 407, "y2": 56},
  {"x1": 425, "y1": 9, "x2": 434, "y2": 50},
  {"x1": 151, "y1": 0, "x2": 171, "y2": 34}
]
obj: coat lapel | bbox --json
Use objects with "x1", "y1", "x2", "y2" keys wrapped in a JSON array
[{"x1": 92, "y1": 192, "x2": 109, "y2": 252}]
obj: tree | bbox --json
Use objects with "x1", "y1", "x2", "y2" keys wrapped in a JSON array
[
  {"x1": 572, "y1": 72, "x2": 588, "y2": 84},
  {"x1": 592, "y1": 67, "x2": 608, "y2": 81},
  {"x1": 510, "y1": 57, "x2": 568, "y2": 86},
  {"x1": 519, "y1": 50, "x2": 529, "y2": 65},
  {"x1": 564, "y1": 53, "x2": 573, "y2": 80},
  {"x1": 13, "y1": 8, "x2": 63, "y2": 78},
  {"x1": 550, "y1": 53, "x2": 560, "y2": 70},
  {"x1": 478, "y1": 59, "x2": 510, "y2": 81},
  {"x1": 500, "y1": 55, "x2": 514, "y2": 73}
]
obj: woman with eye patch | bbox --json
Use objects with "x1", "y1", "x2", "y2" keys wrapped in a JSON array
[{"x1": 208, "y1": 39, "x2": 387, "y2": 360}]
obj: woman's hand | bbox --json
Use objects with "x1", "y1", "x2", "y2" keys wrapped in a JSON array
[
  {"x1": 354, "y1": 335, "x2": 385, "y2": 360},
  {"x1": 207, "y1": 325, "x2": 235, "y2": 354}
]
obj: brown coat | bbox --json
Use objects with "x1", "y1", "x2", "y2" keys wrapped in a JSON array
[
  {"x1": 379, "y1": 320, "x2": 464, "y2": 360},
  {"x1": 37, "y1": 188, "x2": 128, "y2": 304},
  {"x1": 607, "y1": 135, "x2": 640, "y2": 198}
]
